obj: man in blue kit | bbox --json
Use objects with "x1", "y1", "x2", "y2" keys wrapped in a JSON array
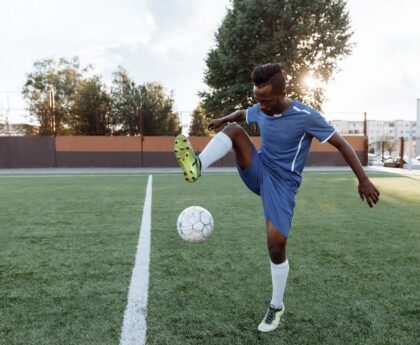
[{"x1": 174, "y1": 63, "x2": 380, "y2": 332}]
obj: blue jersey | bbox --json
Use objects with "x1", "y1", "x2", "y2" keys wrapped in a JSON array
[{"x1": 246, "y1": 99, "x2": 336, "y2": 187}]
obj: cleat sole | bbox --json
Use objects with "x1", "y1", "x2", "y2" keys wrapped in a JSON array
[{"x1": 174, "y1": 134, "x2": 200, "y2": 183}]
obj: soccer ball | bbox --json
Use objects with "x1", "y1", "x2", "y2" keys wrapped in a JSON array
[{"x1": 176, "y1": 206, "x2": 214, "y2": 243}]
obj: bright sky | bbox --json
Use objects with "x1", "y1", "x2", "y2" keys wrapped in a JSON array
[{"x1": 1, "y1": 0, "x2": 419, "y2": 124}]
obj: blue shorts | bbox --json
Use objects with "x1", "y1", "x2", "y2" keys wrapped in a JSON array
[{"x1": 237, "y1": 146, "x2": 297, "y2": 237}]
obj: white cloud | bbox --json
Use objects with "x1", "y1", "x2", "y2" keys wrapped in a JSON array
[
  {"x1": 323, "y1": 0, "x2": 420, "y2": 121},
  {"x1": 0, "y1": 0, "x2": 230, "y2": 122},
  {"x1": 2, "y1": 0, "x2": 420, "y2": 124}
]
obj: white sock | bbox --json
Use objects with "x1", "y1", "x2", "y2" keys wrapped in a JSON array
[
  {"x1": 270, "y1": 259, "x2": 289, "y2": 309},
  {"x1": 198, "y1": 132, "x2": 232, "y2": 170}
]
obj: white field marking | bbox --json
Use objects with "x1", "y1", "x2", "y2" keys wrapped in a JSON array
[
  {"x1": 0, "y1": 174, "x2": 153, "y2": 178},
  {"x1": 120, "y1": 175, "x2": 153, "y2": 345}
]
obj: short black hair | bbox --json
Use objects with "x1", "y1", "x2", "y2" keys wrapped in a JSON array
[{"x1": 251, "y1": 63, "x2": 286, "y2": 94}]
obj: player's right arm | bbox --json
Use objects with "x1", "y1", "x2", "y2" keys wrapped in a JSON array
[{"x1": 208, "y1": 109, "x2": 246, "y2": 131}]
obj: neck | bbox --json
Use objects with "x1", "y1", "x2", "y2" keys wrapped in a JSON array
[{"x1": 279, "y1": 97, "x2": 292, "y2": 113}]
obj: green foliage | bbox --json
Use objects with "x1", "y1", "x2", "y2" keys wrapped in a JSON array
[
  {"x1": 109, "y1": 67, "x2": 142, "y2": 136},
  {"x1": 13, "y1": 123, "x2": 39, "y2": 135},
  {"x1": 22, "y1": 57, "x2": 89, "y2": 135},
  {"x1": 109, "y1": 67, "x2": 181, "y2": 136},
  {"x1": 70, "y1": 76, "x2": 112, "y2": 135},
  {"x1": 0, "y1": 113, "x2": 4, "y2": 132},
  {"x1": 201, "y1": 0, "x2": 353, "y2": 123},
  {"x1": 140, "y1": 82, "x2": 181, "y2": 136},
  {"x1": 189, "y1": 105, "x2": 211, "y2": 136},
  {"x1": 22, "y1": 59, "x2": 181, "y2": 136}
]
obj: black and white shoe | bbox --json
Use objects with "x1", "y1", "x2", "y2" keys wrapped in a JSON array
[{"x1": 257, "y1": 304, "x2": 285, "y2": 332}]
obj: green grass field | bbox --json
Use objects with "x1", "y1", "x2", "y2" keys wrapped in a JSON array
[{"x1": 1, "y1": 172, "x2": 419, "y2": 345}]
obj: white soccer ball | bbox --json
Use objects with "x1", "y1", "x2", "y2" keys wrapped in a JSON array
[{"x1": 176, "y1": 206, "x2": 214, "y2": 243}]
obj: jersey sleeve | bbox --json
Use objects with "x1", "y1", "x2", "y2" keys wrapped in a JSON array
[
  {"x1": 246, "y1": 104, "x2": 260, "y2": 124},
  {"x1": 305, "y1": 111, "x2": 336, "y2": 143}
]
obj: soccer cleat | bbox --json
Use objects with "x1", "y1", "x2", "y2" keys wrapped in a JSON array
[
  {"x1": 257, "y1": 304, "x2": 285, "y2": 332},
  {"x1": 174, "y1": 134, "x2": 201, "y2": 183}
]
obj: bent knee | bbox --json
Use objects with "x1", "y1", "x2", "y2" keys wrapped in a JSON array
[
  {"x1": 268, "y1": 243, "x2": 286, "y2": 264},
  {"x1": 223, "y1": 123, "x2": 249, "y2": 143},
  {"x1": 223, "y1": 122, "x2": 245, "y2": 135}
]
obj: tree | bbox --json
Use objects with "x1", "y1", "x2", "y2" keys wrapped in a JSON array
[
  {"x1": 139, "y1": 82, "x2": 181, "y2": 136},
  {"x1": 110, "y1": 67, "x2": 181, "y2": 136},
  {"x1": 109, "y1": 67, "x2": 141, "y2": 135},
  {"x1": 13, "y1": 123, "x2": 39, "y2": 135},
  {"x1": 189, "y1": 105, "x2": 211, "y2": 136},
  {"x1": 70, "y1": 76, "x2": 112, "y2": 135},
  {"x1": 200, "y1": 0, "x2": 353, "y2": 129},
  {"x1": 383, "y1": 137, "x2": 396, "y2": 156},
  {"x1": 22, "y1": 57, "x2": 90, "y2": 135},
  {"x1": 0, "y1": 112, "x2": 4, "y2": 132}
]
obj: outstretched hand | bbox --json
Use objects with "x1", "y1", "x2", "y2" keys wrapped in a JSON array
[{"x1": 358, "y1": 179, "x2": 380, "y2": 208}]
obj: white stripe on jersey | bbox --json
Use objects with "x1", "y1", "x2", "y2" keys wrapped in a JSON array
[
  {"x1": 321, "y1": 129, "x2": 337, "y2": 143},
  {"x1": 293, "y1": 105, "x2": 311, "y2": 115},
  {"x1": 291, "y1": 133, "x2": 306, "y2": 172}
]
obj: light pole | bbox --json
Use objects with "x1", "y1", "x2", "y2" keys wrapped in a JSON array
[
  {"x1": 416, "y1": 99, "x2": 420, "y2": 156},
  {"x1": 49, "y1": 90, "x2": 55, "y2": 135},
  {"x1": 408, "y1": 121, "x2": 413, "y2": 170},
  {"x1": 6, "y1": 91, "x2": 10, "y2": 135}
]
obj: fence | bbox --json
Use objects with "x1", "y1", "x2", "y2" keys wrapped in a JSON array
[{"x1": 0, "y1": 136, "x2": 368, "y2": 168}]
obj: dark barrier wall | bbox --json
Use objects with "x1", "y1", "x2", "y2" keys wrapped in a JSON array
[
  {"x1": 0, "y1": 136, "x2": 368, "y2": 168},
  {"x1": 0, "y1": 137, "x2": 56, "y2": 168}
]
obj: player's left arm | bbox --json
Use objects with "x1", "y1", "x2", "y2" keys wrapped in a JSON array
[{"x1": 328, "y1": 132, "x2": 380, "y2": 208}]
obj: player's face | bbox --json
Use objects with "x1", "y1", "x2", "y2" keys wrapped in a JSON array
[{"x1": 253, "y1": 85, "x2": 284, "y2": 116}]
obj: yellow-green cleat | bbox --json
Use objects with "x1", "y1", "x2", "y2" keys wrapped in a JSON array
[{"x1": 174, "y1": 134, "x2": 201, "y2": 183}]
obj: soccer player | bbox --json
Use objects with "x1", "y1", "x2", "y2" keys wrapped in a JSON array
[{"x1": 174, "y1": 63, "x2": 380, "y2": 332}]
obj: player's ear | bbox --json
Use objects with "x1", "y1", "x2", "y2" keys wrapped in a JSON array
[{"x1": 277, "y1": 90, "x2": 287, "y2": 100}]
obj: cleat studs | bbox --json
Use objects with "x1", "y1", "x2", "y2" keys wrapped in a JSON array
[
  {"x1": 186, "y1": 153, "x2": 189, "y2": 157},
  {"x1": 192, "y1": 177, "x2": 196, "y2": 180},
  {"x1": 175, "y1": 141, "x2": 178, "y2": 144},
  {"x1": 183, "y1": 172, "x2": 187, "y2": 176},
  {"x1": 174, "y1": 149, "x2": 178, "y2": 153},
  {"x1": 185, "y1": 178, "x2": 189, "y2": 181}
]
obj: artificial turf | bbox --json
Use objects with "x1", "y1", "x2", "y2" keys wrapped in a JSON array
[{"x1": 0, "y1": 172, "x2": 419, "y2": 345}]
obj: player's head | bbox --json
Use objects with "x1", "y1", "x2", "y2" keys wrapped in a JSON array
[{"x1": 251, "y1": 63, "x2": 287, "y2": 115}]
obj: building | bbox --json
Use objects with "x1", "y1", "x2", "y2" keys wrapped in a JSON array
[{"x1": 329, "y1": 119, "x2": 417, "y2": 157}]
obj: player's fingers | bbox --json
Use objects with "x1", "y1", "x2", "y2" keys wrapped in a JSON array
[{"x1": 359, "y1": 190, "x2": 365, "y2": 201}]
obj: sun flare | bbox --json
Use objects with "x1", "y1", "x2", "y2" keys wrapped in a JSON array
[{"x1": 303, "y1": 75, "x2": 319, "y2": 89}]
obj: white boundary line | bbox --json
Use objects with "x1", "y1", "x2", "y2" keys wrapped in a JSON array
[{"x1": 120, "y1": 175, "x2": 153, "y2": 345}]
